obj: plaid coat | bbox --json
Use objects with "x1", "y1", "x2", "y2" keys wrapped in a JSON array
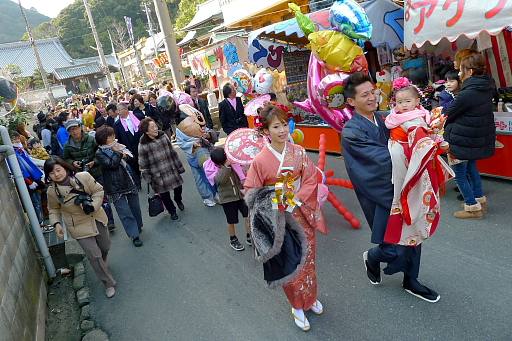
[{"x1": 138, "y1": 131, "x2": 185, "y2": 194}]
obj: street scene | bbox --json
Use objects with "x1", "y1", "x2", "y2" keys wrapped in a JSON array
[{"x1": 0, "y1": 0, "x2": 512, "y2": 340}]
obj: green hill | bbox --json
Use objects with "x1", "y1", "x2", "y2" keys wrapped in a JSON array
[{"x1": 0, "y1": 0, "x2": 50, "y2": 43}]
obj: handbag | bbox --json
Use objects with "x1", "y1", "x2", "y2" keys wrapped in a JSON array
[{"x1": 147, "y1": 183, "x2": 164, "y2": 217}]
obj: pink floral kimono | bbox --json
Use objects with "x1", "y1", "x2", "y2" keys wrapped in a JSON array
[{"x1": 245, "y1": 142, "x2": 326, "y2": 310}]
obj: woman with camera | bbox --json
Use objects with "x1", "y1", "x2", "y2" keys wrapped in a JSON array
[{"x1": 45, "y1": 158, "x2": 117, "y2": 298}]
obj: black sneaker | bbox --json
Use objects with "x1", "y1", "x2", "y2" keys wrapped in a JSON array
[
  {"x1": 363, "y1": 251, "x2": 381, "y2": 285},
  {"x1": 176, "y1": 201, "x2": 185, "y2": 211},
  {"x1": 108, "y1": 223, "x2": 116, "y2": 232},
  {"x1": 132, "y1": 237, "x2": 143, "y2": 247},
  {"x1": 229, "y1": 237, "x2": 244, "y2": 251},
  {"x1": 246, "y1": 234, "x2": 252, "y2": 246},
  {"x1": 403, "y1": 277, "x2": 440, "y2": 303},
  {"x1": 170, "y1": 212, "x2": 179, "y2": 220}
]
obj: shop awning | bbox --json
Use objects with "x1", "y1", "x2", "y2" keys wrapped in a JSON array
[
  {"x1": 248, "y1": 0, "x2": 404, "y2": 48},
  {"x1": 404, "y1": 2, "x2": 512, "y2": 49}
]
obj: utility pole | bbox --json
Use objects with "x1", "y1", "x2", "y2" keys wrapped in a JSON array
[
  {"x1": 153, "y1": 0, "x2": 185, "y2": 88},
  {"x1": 143, "y1": 2, "x2": 158, "y2": 60},
  {"x1": 108, "y1": 30, "x2": 128, "y2": 88},
  {"x1": 18, "y1": 0, "x2": 56, "y2": 106},
  {"x1": 83, "y1": 0, "x2": 114, "y2": 90}
]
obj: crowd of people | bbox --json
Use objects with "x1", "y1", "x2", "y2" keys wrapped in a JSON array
[{"x1": 6, "y1": 47, "x2": 496, "y2": 330}]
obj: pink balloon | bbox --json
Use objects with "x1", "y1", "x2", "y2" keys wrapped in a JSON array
[{"x1": 306, "y1": 54, "x2": 353, "y2": 132}]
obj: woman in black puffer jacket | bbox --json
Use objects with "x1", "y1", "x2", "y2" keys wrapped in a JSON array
[
  {"x1": 95, "y1": 125, "x2": 143, "y2": 247},
  {"x1": 443, "y1": 53, "x2": 496, "y2": 219}
]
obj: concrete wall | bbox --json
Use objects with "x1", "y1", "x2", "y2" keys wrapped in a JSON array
[{"x1": 0, "y1": 155, "x2": 47, "y2": 341}]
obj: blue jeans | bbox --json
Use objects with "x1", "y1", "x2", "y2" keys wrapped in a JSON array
[
  {"x1": 29, "y1": 190, "x2": 43, "y2": 223},
  {"x1": 452, "y1": 160, "x2": 483, "y2": 205},
  {"x1": 112, "y1": 192, "x2": 143, "y2": 239},
  {"x1": 186, "y1": 153, "x2": 215, "y2": 200}
]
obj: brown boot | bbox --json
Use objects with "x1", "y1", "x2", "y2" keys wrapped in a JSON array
[
  {"x1": 476, "y1": 196, "x2": 487, "y2": 214},
  {"x1": 454, "y1": 203, "x2": 483, "y2": 219}
]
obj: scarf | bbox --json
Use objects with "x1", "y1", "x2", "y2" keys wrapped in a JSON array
[
  {"x1": 385, "y1": 107, "x2": 431, "y2": 129},
  {"x1": 99, "y1": 142, "x2": 133, "y2": 158},
  {"x1": 227, "y1": 97, "x2": 238, "y2": 111},
  {"x1": 120, "y1": 111, "x2": 140, "y2": 134}
]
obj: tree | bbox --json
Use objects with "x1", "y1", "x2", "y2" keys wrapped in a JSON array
[
  {"x1": 174, "y1": 0, "x2": 207, "y2": 31},
  {"x1": 21, "y1": 22, "x2": 60, "y2": 41},
  {"x1": 110, "y1": 20, "x2": 130, "y2": 51},
  {"x1": 4, "y1": 64, "x2": 22, "y2": 78}
]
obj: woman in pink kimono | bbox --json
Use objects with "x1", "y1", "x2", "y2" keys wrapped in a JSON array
[{"x1": 245, "y1": 103, "x2": 326, "y2": 332}]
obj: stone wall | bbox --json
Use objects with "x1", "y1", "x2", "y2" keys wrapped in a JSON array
[{"x1": 0, "y1": 155, "x2": 47, "y2": 340}]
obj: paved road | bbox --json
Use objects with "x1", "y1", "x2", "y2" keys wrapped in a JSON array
[{"x1": 87, "y1": 151, "x2": 512, "y2": 341}]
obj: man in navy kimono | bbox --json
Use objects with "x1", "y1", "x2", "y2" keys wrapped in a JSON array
[{"x1": 342, "y1": 72, "x2": 440, "y2": 303}]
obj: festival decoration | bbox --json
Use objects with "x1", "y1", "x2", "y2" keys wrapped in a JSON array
[
  {"x1": 82, "y1": 105, "x2": 96, "y2": 129},
  {"x1": 375, "y1": 69, "x2": 392, "y2": 110},
  {"x1": 224, "y1": 128, "x2": 267, "y2": 165},
  {"x1": 232, "y1": 69, "x2": 253, "y2": 95},
  {"x1": 291, "y1": 128, "x2": 304, "y2": 145},
  {"x1": 318, "y1": 72, "x2": 350, "y2": 109},
  {"x1": 316, "y1": 133, "x2": 360, "y2": 229},
  {"x1": 244, "y1": 94, "x2": 271, "y2": 116},
  {"x1": 253, "y1": 69, "x2": 274, "y2": 95},
  {"x1": 290, "y1": 0, "x2": 371, "y2": 131},
  {"x1": 308, "y1": 30, "x2": 367, "y2": 73},
  {"x1": 288, "y1": 3, "x2": 316, "y2": 37},
  {"x1": 329, "y1": 0, "x2": 372, "y2": 44},
  {"x1": 272, "y1": 167, "x2": 301, "y2": 212},
  {"x1": 288, "y1": 117, "x2": 296, "y2": 134},
  {"x1": 294, "y1": 54, "x2": 354, "y2": 132},
  {"x1": 177, "y1": 104, "x2": 206, "y2": 138}
]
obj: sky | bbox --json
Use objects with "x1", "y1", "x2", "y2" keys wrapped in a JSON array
[{"x1": 14, "y1": 0, "x2": 75, "y2": 18}]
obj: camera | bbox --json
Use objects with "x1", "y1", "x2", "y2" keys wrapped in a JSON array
[
  {"x1": 73, "y1": 192, "x2": 95, "y2": 215},
  {"x1": 78, "y1": 158, "x2": 90, "y2": 172}
]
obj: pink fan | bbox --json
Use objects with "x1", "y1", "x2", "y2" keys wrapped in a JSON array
[
  {"x1": 244, "y1": 94, "x2": 271, "y2": 116},
  {"x1": 224, "y1": 128, "x2": 268, "y2": 165}
]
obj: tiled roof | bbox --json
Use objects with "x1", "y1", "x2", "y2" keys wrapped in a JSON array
[
  {"x1": 74, "y1": 54, "x2": 119, "y2": 68},
  {"x1": 183, "y1": 0, "x2": 222, "y2": 30},
  {"x1": 0, "y1": 37, "x2": 74, "y2": 77},
  {"x1": 52, "y1": 62, "x2": 102, "y2": 80}
]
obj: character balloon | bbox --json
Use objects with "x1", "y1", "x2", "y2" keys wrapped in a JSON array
[
  {"x1": 232, "y1": 69, "x2": 253, "y2": 95},
  {"x1": 253, "y1": 69, "x2": 274, "y2": 95}
]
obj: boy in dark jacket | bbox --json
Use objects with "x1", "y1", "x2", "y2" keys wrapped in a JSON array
[{"x1": 210, "y1": 148, "x2": 251, "y2": 251}]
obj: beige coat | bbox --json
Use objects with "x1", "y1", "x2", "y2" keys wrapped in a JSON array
[{"x1": 47, "y1": 172, "x2": 108, "y2": 239}]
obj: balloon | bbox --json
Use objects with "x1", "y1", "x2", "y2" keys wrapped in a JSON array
[
  {"x1": 308, "y1": 30, "x2": 367, "y2": 73},
  {"x1": 329, "y1": 0, "x2": 372, "y2": 44},
  {"x1": 289, "y1": 3, "x2": 316, "y2": 37},
  {"x1": 293, "y1": 54, "x2": 355, "y2": 132},
  {"x1": 291, "y1": 128, "x2": 304, "y2": 144},
  {"x1": 288, "y1": 118, "x2": 296, "y2": 134},
  {"x1": 244, "y1": 94, "x2": 271, "y2": 116},
  {"x1": 253, "y1": 69, "x2": 274, "y2": 95},
  {"x1": 318, "y1": 73, "x2": 350, "y2": 109},
  {"x1": 232, "y1": 69, "x2": 253, "y2": 95}
]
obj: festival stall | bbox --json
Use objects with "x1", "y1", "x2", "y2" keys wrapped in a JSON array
[
  {"x1": 405, "y1": 1, "x2": 512, "y2": 180},
  {"x1": 247, "y1": 0, "x2": 405, "y2": 153}
]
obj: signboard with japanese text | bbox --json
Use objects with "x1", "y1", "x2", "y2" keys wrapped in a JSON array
[
  {"x1": 495, "y1": 112, "x2": 512, "y2": 134},
  {"x1": 404, "y1": 1, "x2": 512, "y2": 48},
  {"x1": 249, "y1": 38, "x2": 299, "y2": 71}
]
